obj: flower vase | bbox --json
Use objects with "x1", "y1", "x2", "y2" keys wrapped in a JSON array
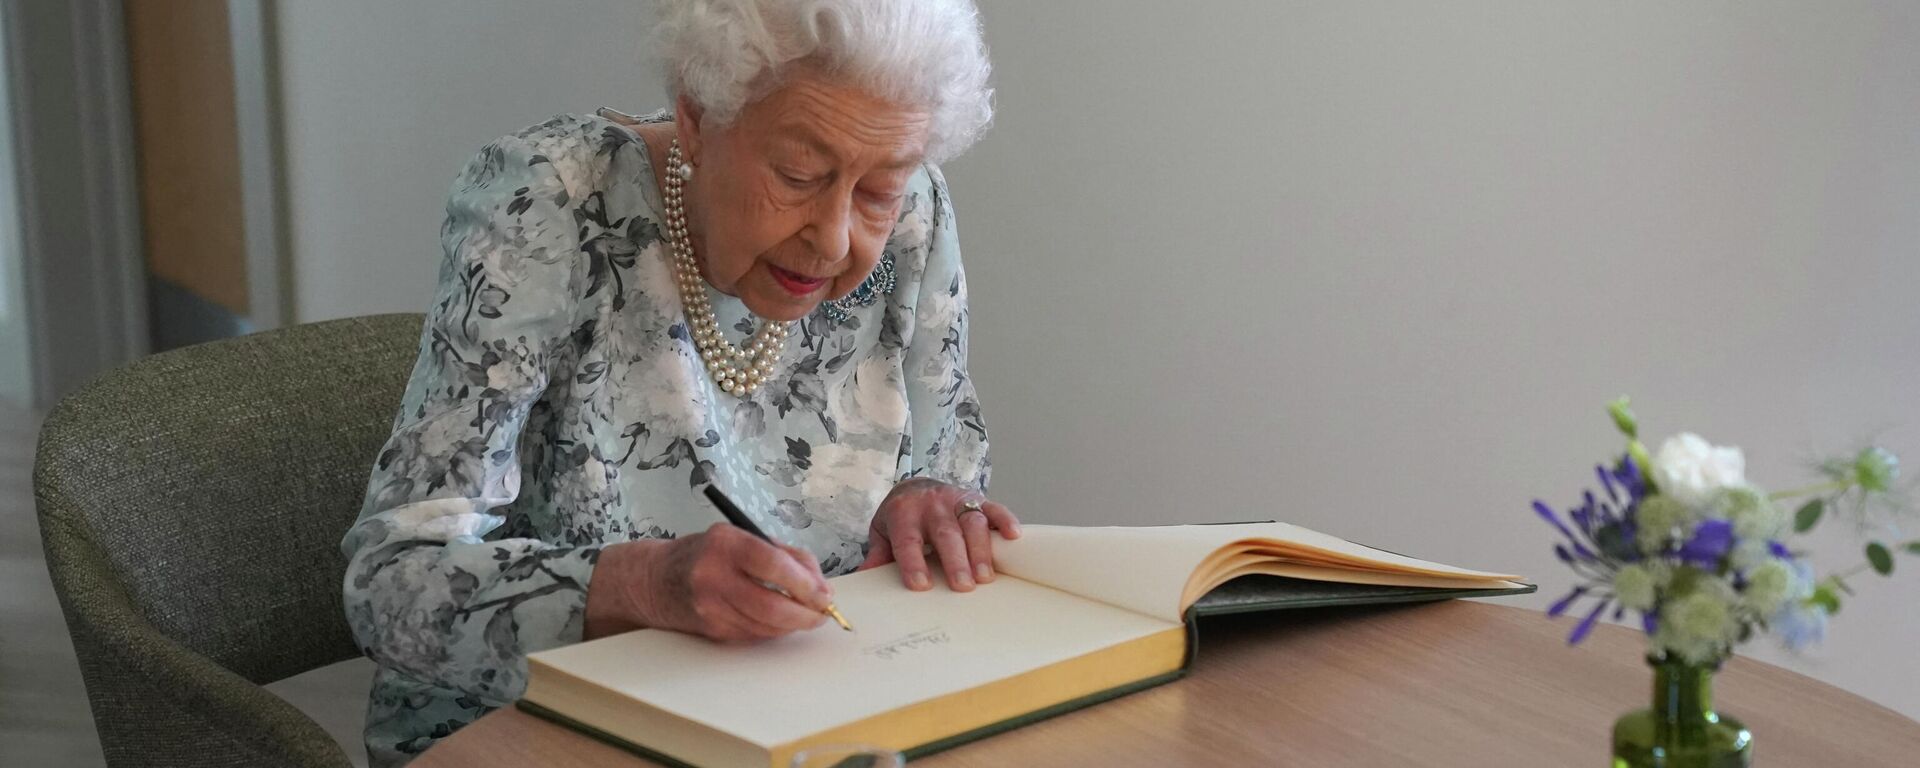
[{"x1": 1612, "y1": 656, "x2": 1752, "y2": 767}]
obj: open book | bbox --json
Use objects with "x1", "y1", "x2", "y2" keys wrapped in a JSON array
[{"x1": 519, "y1": 522, "x2": 1530, "y2": 768}]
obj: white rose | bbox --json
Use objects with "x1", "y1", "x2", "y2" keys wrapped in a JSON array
[{"x1": 1653, "y1": 433, "x2": 1747, "y2": 509}]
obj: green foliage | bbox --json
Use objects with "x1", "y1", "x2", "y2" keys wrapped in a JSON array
[
  {"x1": 1608, "y1": 397, "x2": 1638, "y2": 439},
  {"x1": 1854, "y1": 447, "x2": 1900, "y2": 493},
  {"x1": 1793, "y1": 499, "x2": 1824, "y2": 533},
  {"x1": 1665, "y1": 565, "x2": 1706, "y2": 597},
  {"x1": 1866, "y1": 542, "x2": 1894, "y2": 575},
  {"x1": 1628, "y1": 440, "x2": 1655, "y2": 492},
  {"x1": 1809, "y1": 583, "x2": 1843, "y2": 615}
]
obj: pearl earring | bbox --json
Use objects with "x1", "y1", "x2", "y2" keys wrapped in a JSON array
[{"x1": 665, "y1": 138, "x2": 788, "y2": 397}]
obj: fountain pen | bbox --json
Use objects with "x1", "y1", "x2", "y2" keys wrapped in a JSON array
[{"x1": 699, "y1": 483, "x2": 854, "y2": 632}]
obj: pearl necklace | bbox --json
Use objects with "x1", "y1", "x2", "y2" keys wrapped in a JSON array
[{"x1": 664, "y1": 140, "x2": 790, "y2": 397}]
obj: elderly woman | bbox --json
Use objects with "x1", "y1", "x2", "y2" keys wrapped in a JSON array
[{"x1": 338, "y1": 0, "x2": 1011, "y2": 763}]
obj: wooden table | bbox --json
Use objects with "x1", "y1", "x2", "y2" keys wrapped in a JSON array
[{"x1": 415, "y1": 601, "x2": 1920, "y2": 766}]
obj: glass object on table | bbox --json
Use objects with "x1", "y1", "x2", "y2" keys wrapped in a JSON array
[
  {"x1": 790, "y1": 744, "x2": 905, "y2": 768},
  {"x1": 1612, "y1": 655, "x2": 1752, "y2": 767}
]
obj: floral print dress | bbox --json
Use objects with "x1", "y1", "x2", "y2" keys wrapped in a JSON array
[{"x1": 339, "y1": 111, "x2": 989, "y2": 766}]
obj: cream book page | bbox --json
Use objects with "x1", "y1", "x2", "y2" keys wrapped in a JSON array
[
  {"x1": 527, "y1": 565, "x2": 1178, "y2": 749},
  {"x1": 992, "y1": 523, "x2": 1524, "y2": 623}
]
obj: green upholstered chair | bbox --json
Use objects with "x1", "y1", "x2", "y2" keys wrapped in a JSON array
[{"x1": 32, "y1": 313, "x2": 425, "y2": 768}]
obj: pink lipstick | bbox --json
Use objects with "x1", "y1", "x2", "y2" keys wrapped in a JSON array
[{"x1": 768, "y1": 265, "x2": 829, "y2": 297}]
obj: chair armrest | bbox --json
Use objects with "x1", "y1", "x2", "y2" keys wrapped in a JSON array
[{"x1": 38, "y1": 509, "x2": 355, "y2": 768}]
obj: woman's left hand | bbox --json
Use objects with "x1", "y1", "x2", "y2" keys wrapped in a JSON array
[{"x1": 858, "y1": 478, "x2": 1021, "y2": 592}]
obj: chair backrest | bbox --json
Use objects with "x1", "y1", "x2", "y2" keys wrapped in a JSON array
[{"x1": 35, "y1": 313, "x2": 421, "y2": 685}]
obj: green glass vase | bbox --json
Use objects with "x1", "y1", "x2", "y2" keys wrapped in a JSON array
[{"x1": 1612, "y1": 655, "x2": 1752, "y2": 767}]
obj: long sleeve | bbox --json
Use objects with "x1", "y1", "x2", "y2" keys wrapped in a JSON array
[
  {"x1": 902, "y1": 165, "x2": 991, "y2": 492},
  {"x1": 341, "y1": 133, "x2": 595, "y2": 704}
]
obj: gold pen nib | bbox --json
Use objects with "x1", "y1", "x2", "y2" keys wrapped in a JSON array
[{"x1": 824, "y1": 603, "x2": 853, "y2": 632}]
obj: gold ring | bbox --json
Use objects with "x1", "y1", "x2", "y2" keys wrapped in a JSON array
[{"x1": 959, "y1": 499, "x2": 985, "y2": 516}]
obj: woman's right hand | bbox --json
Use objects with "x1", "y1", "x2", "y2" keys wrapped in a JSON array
[{"x1": 584, "y1": 523, "x2": 834, "y2": 643}]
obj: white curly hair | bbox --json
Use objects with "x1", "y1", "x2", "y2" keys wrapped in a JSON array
[{"x1": 652, "y1": 0, "x2": 994, "y2": 164}]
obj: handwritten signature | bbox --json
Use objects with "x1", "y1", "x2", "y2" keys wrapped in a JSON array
[{"x1": 861, "y1": 628, "x2": 951, "y2": 661}]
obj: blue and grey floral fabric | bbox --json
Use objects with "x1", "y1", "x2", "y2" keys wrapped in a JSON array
[{"x1": 339, "y1": 112, "x2": 988, "y2": 766}]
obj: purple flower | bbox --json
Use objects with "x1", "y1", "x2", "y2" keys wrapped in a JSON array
[
  {"x1": 1602, "y1": 457, "x2": 1650, "y2": 504},
  {"x1": 1678, "y1": 519, "x2": 1735, "y2": 569},
  {"x1": 1547, "y1": 586, "x2": 1588, "y2": 618},
  {"x1": 1536, "y1": 501, "x2": 1596, "y2": 561},
  {"x1": 1568, "y1": 601, "x2": 1608, "y2": 645},
  {"x1": 1537, "y1": 454, "x2": 1652, "y2": 644}
]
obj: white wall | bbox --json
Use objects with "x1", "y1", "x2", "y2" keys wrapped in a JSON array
[
  {"x1": 952, "y1": 0, "x2": 1920, "y2": 716},
  {"x1": 276, "y1": 0, "x2": 663, "y2": 322},
  {"x1": 276, "y1": 1, "x2": 1920, "y2": 719}
]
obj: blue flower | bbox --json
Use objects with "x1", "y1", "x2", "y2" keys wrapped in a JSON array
[
  {"x1": 1770, "y1": 602, "x2": 1829, "y2": 650},
  {"x1": 1678, "y1": 519, "x2": 1735, "y2": 570}
]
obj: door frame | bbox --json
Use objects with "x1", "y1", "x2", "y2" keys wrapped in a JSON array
[
  {"x1": 228, "y1": 0, "x2": 291, "y2": 331},
  {"x1": 3, "y1": 0, "x2": 149, "y2": 410},
  {"x1": 3, "y1": 0, "x2": 291, "y2": 409}
]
